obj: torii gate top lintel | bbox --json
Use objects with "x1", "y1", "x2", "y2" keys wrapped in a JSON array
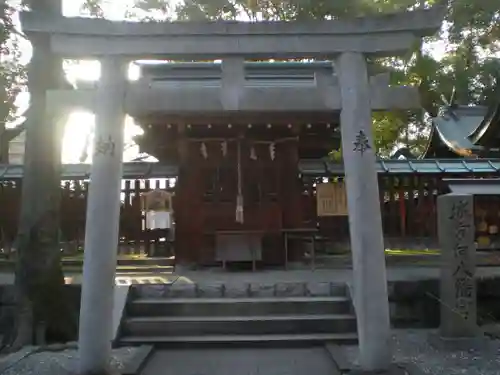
[{"x1": 20, "y1": 6, "x2": 445, "y2": 59}]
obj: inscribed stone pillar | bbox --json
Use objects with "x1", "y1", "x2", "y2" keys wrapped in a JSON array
[
  {"x1": 78, "y1": 57, "x2": 128, "y2": 375},
  {"x1": 335, "y1": 52, "x2": 391, "y2": 371},
  {"x1": 437, "y1": 193, "x2": 477, "y2": 338}
]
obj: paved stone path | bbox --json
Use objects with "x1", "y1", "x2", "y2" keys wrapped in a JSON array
[
  {"x1": 176, "y1": 266, "x2": 500, "y2": 284},
  {"x1": 0, "y1": 265, "x2": 499, "y2": 286},
  {"x1": 141, "y1": 347, "x2": 340, "y2": 375}
]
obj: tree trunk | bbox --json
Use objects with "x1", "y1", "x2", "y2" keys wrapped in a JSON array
[
  {"x1": 8, "y1": 0, "x2": 76, "y2": 350},
  {"x1": 0, "y1": 123, "x2": 9, "y2": 163}
]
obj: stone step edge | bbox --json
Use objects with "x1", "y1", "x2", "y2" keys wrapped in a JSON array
[
  {"x1": 120, "y1": 333, "x2": 359, "y2": 343},
  {"x1": 125, "y1": 314, "x2": 356, "y2": 323},
  {"x1": 130, "y1": 296, "x2": 350, "y2": 304},
  {"x1": 134, "y1": 281, "x2": 348, "y2": 299}
]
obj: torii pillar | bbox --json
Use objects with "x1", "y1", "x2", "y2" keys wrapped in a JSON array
[
  {"x1": 336, "y1": 52, "x2": 391, "y2": 371},
  {"x1": 78, "y1": 57, "x2": 128, "y2": 375}
]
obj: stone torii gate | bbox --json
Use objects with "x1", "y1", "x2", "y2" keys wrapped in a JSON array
[{"x1": 20, "y1": 6, "x2": 444, "y2": 375}]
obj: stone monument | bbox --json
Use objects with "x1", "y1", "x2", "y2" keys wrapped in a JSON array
[{"x1": 437, "y1": 193, "x2": 477, "y2": 338}]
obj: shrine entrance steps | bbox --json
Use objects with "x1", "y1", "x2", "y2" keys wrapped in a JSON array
[{"x1": 117, "y1": 281, "x2": 358, "y2": 346}]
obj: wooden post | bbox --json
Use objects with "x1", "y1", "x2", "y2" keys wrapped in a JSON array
[{"x1": 174, "y1": 132, "x2": 204, "y2": 267}]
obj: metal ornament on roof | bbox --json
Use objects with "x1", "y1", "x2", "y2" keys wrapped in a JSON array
[{"x1": 439, "y1": 87, "x2": 459, "y2": 121}]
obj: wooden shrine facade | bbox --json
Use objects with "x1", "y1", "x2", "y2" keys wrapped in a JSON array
[
  {"x1": 1, "y1": 159, "x2": 500, "y2": 260},
  {"x1": 129, "y1": 59, "x2": 412, "y2": 266}
]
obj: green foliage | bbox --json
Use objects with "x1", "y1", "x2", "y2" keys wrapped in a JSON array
[
  {"x1": 0, "y1": 2, "x2": 26, "y2": 162},
  {"x1": 126, "y1": 0, "x2": 173, "y2": 21},
  {"x1": 0, "y1": 2, "x2": 25, "y2": 127},
  {"x1": 80, "y1": 0, "x2": 104, "y2": 17},
  {"x1": 3, "y1": 0, "x2": 500, "y2": 159}
]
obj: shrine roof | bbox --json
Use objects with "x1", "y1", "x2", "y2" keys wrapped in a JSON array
[
  {"x1": 138, "y1": 61, "x2": 334, "y2": 82},
  {"x1": 136, "y1": 61, "x2": 403, "y2": 91},
  {"x1": 0, "y1": 162, "x2": 178, "y2": 181},
  {"x1": 136, "y1": 61, "x2": 334, "y2": 88},
  {"x1": 1, "y1": 158, "x2": 500, "y2": 181},
  {"x1": 432, "y1": 107, "x2": 486, "y2": 151},
  {"x1": 422, "y1": 103, "x2": 500, "y2": 158},
  {"x1": 298, "y1": 158, "x2": 500, "y2": 176},
  {"x1": 390, "y1": 102, "x2": 500, "y2": 159},
  {"x1": 61, "y1": 65, "x2": 419, "y2": 115}
]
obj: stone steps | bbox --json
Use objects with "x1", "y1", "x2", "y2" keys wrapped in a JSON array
[
  {"x1": 115, "y1": 265, "x2": 174, "y2": 273},
  {"x1": 123, "y1": 313, "x2": 357, "y2": 336},
  {"x1": 118, "y1": 281, "x2": 358, "y2": 346},
  {"x1": 134, "y1": 281, "x2": 347, "y2": 299},
  {"x1": 128, "y1": 296, "x2": 352, "y2": 316},
  {"x1": 116, "y1": 257, "x2": 174, "y2": 267},
  {"x1": 120, "y1": 333, "x2": 359, "y2": 345}
]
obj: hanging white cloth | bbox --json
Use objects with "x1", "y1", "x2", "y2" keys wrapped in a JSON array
[
  {"x1": 235, "y1": 138, "x2": 244, "y2": 224},
  {"x1": 201, "y1": 142, "x2": 208, "y2": 159},
  {"x1": 250, "y1": 145, "x2": 257, "y2": 160}
]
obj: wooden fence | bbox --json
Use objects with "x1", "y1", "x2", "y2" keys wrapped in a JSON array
[
  {"x1": 302, "y1": 173, "x2": 498, "y2": 249},
  {"x1": 0, "y1": 173, "x2": 496, "y2": 253},
  {"x1": 0, "y1": 179, "x2": 175, "y2": 255}
]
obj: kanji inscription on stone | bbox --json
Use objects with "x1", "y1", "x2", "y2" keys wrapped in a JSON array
[
  {"x1": 353, "y1": 130, "x2": 371, "y2": 155},
  {"x1": 438, "y1": 193, "x2": 477, "y2": 338},
  {"x1": 94, "y1": 135, "x2": 116, "y2": 157}
]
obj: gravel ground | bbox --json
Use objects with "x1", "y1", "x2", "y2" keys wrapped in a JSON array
[
  {"x1": 344, "y1": 329, "x2": 500, "y2": 375},
  {"x1": 1, "y1": 330, "x2": 499, "y2": 375},
  {"x1": 0, "y1": 346, "x2": 139, "y2": 375}
]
